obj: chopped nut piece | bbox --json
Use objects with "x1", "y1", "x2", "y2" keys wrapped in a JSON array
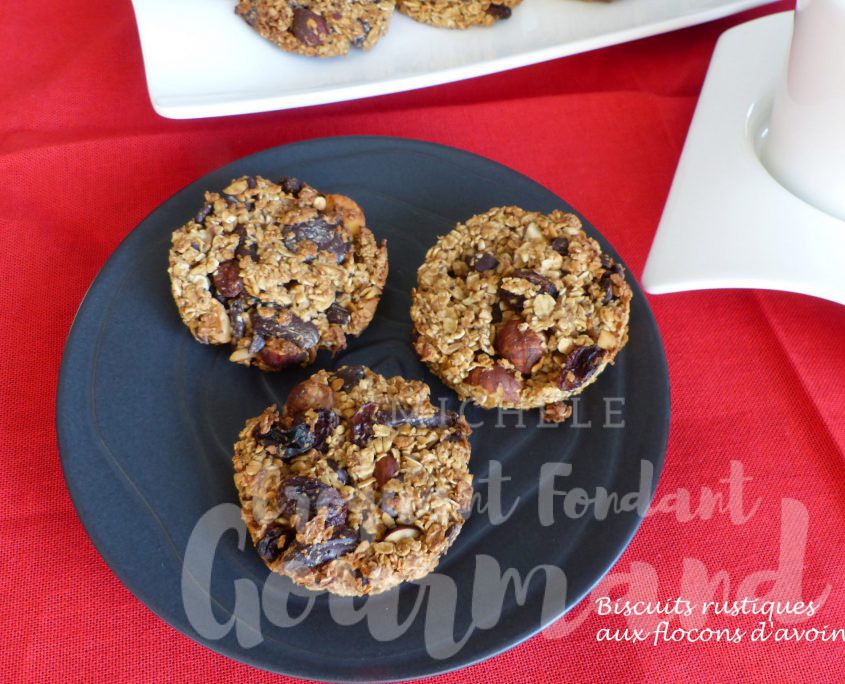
[
  {"x1": 383, "y1": 525, "x2": 422, "y2": 543},
  {"x1": 597, "y1": 329, "x2": 617, "y2": 350}
]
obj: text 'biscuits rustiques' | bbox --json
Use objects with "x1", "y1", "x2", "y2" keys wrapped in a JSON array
[
  {"x1": 410, "y1": 206, "x2": 632, "y2": 421},
  {"x1": 233, "y1": 366, "x2": 473, "y2": 596},
  {"x1": 168, "y1": 176, "x2": 388, "y2": 371}
]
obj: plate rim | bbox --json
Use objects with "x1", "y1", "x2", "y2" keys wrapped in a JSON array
[{"x1": 57, "y1": 135, "x2": 671, "y2": 681}]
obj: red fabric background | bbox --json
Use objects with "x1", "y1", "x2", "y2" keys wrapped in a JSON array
[{"x1": 3, "y1": 0, "x2": 845, "y2": 681}]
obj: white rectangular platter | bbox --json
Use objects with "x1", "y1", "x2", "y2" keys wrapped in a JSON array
[{"x1": 131, "y1": 0, "x2": 776, "y2": 119}]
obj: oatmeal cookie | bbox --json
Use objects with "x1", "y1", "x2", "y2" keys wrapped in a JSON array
[
  {"x1": 235, "y1": 0, "x2": 395, "y2": 57},
  {"x1": 168, "y1": 175, "x2": 388, "y2": 371},
  {"x1": 396, "y1": 0, "x2": 522, "y2": 29},
  {"x1": 411, "y1": 206, "x2": 632, "y2": 421},
  {"x1": 233, "y1": 366, "x2": 473, "y2": 596}
]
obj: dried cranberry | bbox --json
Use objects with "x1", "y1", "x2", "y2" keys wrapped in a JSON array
[
  {"x1": 486, "y1": 4, "x2": 512, "y2": 19},
  {"x1": 260, "y1": 421, "x2": 316, "y2": 458},
  {"x1": 278, "y1": 476, "x2": 348, "y2": 529},
  {"x1": 551, "y1": 238, "x2": 570, "y2": 256},
  {"x1": 326, "y1": 303, "x2": 351, "y2": 325},
  {"x1": 597, "y1": 256, "x2": 624, "y2": 304},
  {"x1": 334, "y1": 365, "x2": 365, "y2": 391},
  {"x1": 351, "y1": 402, "x2": 383, "y2": 447},
  {"x1": 280, "y1": 176, "x2": 304, "y2": 195},
  {"x1": 250, "y1": 309, "x2": 319, "y2": 350},
  {"x1": 313, "y1": 410, "x2": 340, "y2": 452},
  {"x1": 471, "y1": 253, "x2": 499, "y2": 272},
  {"x1": 559, "y1": 345, "x2": 605, "y2": 391},
  {"x1": 256, "y1": 525, "x2": 288, "y2": 563},
  {"x1": 284, "y1": 217, "x2": 336, "y2": 248},
  {"x1": 212, "y1": 259, "x2": 243, "y2": 298},
  {"x1": 284, "y1": 216, "x2": 349, "y2": 264},
  {"x1": 256, "y1": 338, "x2": 307, "y2": 370},
  {"x1": 285, "y1": 527, "x2": 358, "y2": 568}
]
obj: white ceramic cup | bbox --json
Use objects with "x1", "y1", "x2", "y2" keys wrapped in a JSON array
[{"x1": 761, "y1": 0, "x2": 845, "y2": 221}]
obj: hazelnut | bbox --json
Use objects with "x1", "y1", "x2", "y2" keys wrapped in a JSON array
[
  {"x1": 374, "y1": 454, "x2": 399, "y2": 486},
  {"x1": 494, "y1": 318, "x2": 546, "y2": 375},
  {"x1": 467, "y1": 365, "x2": 522, "y2": 402},
  {"x1": 285, "y1": 379, "x2": 333, "y2": 417}
]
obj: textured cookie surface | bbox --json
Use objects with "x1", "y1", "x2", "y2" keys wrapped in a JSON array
[
  {"x1": 397, "y1": 0, "x2": 522, "y2": 28},
  {"x1": 168, "y1": 175, "x2": 388, "y2": 371},
  {"x1": 233, "y1": 366, "x2": 473, "y2": 596},
  {"x1": 236, "y1": 0, "x2": 395, "y2": 56},
  {"x1": 411, "y1": 206, "x2": 631, "y2": 421}
]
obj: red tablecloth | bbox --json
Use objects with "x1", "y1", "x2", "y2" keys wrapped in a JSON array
[{"x1": 4, "y1": 1, "x2": 845, "y2": 681}]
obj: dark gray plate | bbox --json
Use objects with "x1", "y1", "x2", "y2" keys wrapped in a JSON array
[{"x1": 57, "y1": 136, "x2": 669, "y2": 682}]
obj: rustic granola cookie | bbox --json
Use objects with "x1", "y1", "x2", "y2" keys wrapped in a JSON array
[
  {"x1": 396, "y1": 0, "x2": 521, "y2": 28},
  {"x1": 233, "y1": 366, "x2": 473, "y2": 596},
  {"x1": 411, "y1": 206, "x2": 632, "y2": 421},
  {"x1": 168, "y1": 175, "x2": 388, "y2": 371},
  {"x1": 235, "y1": 0, "x2": 395, "y2": 57}
]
